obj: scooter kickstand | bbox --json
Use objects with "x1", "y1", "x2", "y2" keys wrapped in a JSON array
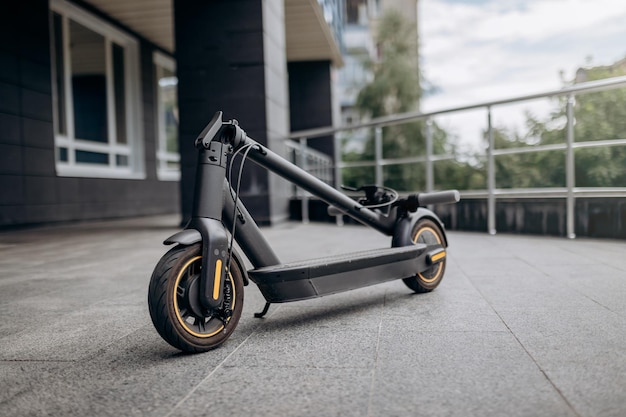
[{"x1": 254, "y1": 302, "x2": 271, "y2": 318}]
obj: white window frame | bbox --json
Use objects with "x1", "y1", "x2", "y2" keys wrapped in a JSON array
[
  {"x1": 50, "y1": 0, "x2": 144, "y2": 179},
  {"x1": 153, "y1": 51, "x2": 181, "y2": 181}
]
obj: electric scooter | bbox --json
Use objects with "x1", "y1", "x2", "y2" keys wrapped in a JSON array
[{"x1": 148, "y1": 112, "x2": 460, "y2": 353}]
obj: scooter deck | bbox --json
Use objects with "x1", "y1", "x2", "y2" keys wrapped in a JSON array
[{"x1": 248, "y1": 244, "x2": 440, "y2": 303}]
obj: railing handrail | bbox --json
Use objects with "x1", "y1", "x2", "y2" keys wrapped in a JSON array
[
  {"x1": 286, "y1": 74, "x2": 626, "y2": 237},
  {"x1": 288, "y1": 74, "x2": 626, "y2": 140}
]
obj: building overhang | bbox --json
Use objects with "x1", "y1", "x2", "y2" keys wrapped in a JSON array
[
  {"x1": 81, "y1": 0, "x2": 343, "y2": 66},
  {"x1": 81, "y1": 0, "x2": 175, "y2": 53},
  {"x1": 285, "y1": 0, "x2": 344, "y2": 66}
]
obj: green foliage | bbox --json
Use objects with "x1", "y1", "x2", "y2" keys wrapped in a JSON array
[
  {"x1": 434, "y1": 159, "x2": 487, "y2": 190},
  {"x1": 490, "y1": 62, "x2": 626, "y2": 188}
]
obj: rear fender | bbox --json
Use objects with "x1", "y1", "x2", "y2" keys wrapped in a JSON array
[
  {"x1": 163, "y1": 228, "x2": 250, "y2": 286},
  {"x1": 392, "y1": 208, "x2": 449, "y2": 248}
]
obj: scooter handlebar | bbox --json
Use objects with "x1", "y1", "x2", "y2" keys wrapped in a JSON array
[
  {"x1": 417, "y1": 190, "x2": 460, "y2": 206},
  {"x1": 328, "y1": 190, "x2": 460, "y2": 216}
]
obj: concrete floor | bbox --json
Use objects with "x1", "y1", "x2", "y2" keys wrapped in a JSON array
[{"x1": 0, "y1": 215, "x2": 625, "y2": 417}]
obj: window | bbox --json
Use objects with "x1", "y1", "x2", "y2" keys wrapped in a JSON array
[
  {"x1": 154, "y1": 52, "x2": 180, "y2": 181},
  {"x1": 346, "y1": 0, "x2": 368, "y2": 25},
  {"x1": 50, "y1": 0, "x2": 143, "y2": 178}
]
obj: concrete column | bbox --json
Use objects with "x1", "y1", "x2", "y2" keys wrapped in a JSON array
[{"x1": 174, "y1": 0, "x2": 290, "y2": 225}]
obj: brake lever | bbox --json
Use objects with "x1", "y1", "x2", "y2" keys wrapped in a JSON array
[{"x1": 340, "y1": 185, "x2": 359, "y2": 192}]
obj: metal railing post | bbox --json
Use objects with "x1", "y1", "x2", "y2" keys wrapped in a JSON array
[
  {"x1": 299, "y1": 137, "x2": 309, "y2": 224},
  {"x1": 333, "y1": 132, "x2": 344, "y2": 226},
  {"x1": 565, "y1": 95, "x2": 576, "y2": 239},
  {"x1": 425, "y1": 117, "x2": 434, "y2": 193},
  {"x1": 487, "y1": 106, "x2": 496, "y2": 235},
  {"x1": 374, "y1": 127, "x2": 383, "y2": 186}
]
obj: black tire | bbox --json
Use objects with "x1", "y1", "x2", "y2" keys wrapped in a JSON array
[
  {"x1": 148, "y1": 243, "x2": 244, "y2": 353},
  {"x1": 402, "y1": 218, "x2": 447, "y2": 293}
]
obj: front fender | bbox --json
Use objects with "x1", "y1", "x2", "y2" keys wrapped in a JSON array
[
  {"x1": 163, "y1": 228, "x2": 249, "y2": 286},
  {"x1": 391, "y1": 208, "x2": 448, "y2": 248},
  {"x1": 164, "y1": 229, "x2": 201, "y2": 246}
]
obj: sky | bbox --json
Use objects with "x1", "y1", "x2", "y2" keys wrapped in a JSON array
[{"x1": 418, "y1": 0, "x2": 626, "y2": 149}]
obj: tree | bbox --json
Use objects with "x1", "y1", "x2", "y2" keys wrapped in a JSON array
[
  {"x1": 342, "y1": 11, "x2": 479, "y2": 192},
  {"x1": 356, "y1": 11, "x2": 420, "y2": 117}
]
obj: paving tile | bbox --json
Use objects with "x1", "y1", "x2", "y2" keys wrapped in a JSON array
[
  {"x1": 371, "y1": 325, "x2": 576, "y2": 417},
  {"x1": 223, "y1": 324, "x2": 379, "y2": 369},
  {"x1": 170, "y1": 366, "x2": 373, "y2": 417}
]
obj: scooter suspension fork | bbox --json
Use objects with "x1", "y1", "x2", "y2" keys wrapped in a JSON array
[{"x1": 190, "y1": 141, "x2": 231, "y2": 311}]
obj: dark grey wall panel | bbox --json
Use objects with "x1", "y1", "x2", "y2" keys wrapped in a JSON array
[
  {"x1": 0, "y1": 82, "x2": 20, "y2": 114},
  {"x1": 0, "y1": 176, "x2": 24, "y2": 206},
  {"x1": 0, "y1": 113, "x2": 21, "y2": 145},
  {"x1": 0, "y1": 52, "x2": 19, "y2": 83},
  {"x1": 23, "y1": 119, "x2": 53, "y2": 148},
  {"x1": 22, "y1": 148, "x2": 56, "y2": 177},
  {"x1": 288, "y1": 61, "x2": 335, "y2": 159},
  {"x1": 0, "y1": 145, "x2": 23, "y2": 175}
]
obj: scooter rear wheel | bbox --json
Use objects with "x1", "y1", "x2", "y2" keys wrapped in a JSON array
[
  {"x1": 402, "y1": 218, "x2": 446, "y2": 293},
  {"x1": 148, "y1": 243, "x2": 244, "y2": 353}
]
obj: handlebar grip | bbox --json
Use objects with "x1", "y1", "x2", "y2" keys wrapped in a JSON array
[{"x1": 418, "y1": 190, "x2": 460, "y2": 206}]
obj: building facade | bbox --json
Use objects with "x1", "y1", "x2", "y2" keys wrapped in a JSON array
[{"x1": 0, "y1": 0, "x2": 343, "y2": 228}]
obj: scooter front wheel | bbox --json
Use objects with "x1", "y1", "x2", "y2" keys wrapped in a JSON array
[
  {"x1": 402, "y1": 218, "x2": 446, "y2": 293},
  {"x1": 148, "y1": 243, "x2": 244, "y2": 353}
]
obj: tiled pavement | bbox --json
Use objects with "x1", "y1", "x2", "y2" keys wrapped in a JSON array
[{"x1": 1, "y1": 215, "x2": 625, "y2": 417}]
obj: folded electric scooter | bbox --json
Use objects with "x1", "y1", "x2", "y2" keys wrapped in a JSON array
[{"x1": 148, "y1": 112, "x2": 460, "y2": 352}]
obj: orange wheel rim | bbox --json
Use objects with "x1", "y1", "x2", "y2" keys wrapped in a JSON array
[
  {"x1": 173, "y1": 256, "x2": 235, "y2": 338},
  {"x1": 413, "y1": 226, "x2": 444, "y2": 283}
]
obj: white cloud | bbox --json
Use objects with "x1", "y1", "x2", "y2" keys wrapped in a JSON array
[{"x1": 419, "y1": 0, "x2": 626, "y2": 149}]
